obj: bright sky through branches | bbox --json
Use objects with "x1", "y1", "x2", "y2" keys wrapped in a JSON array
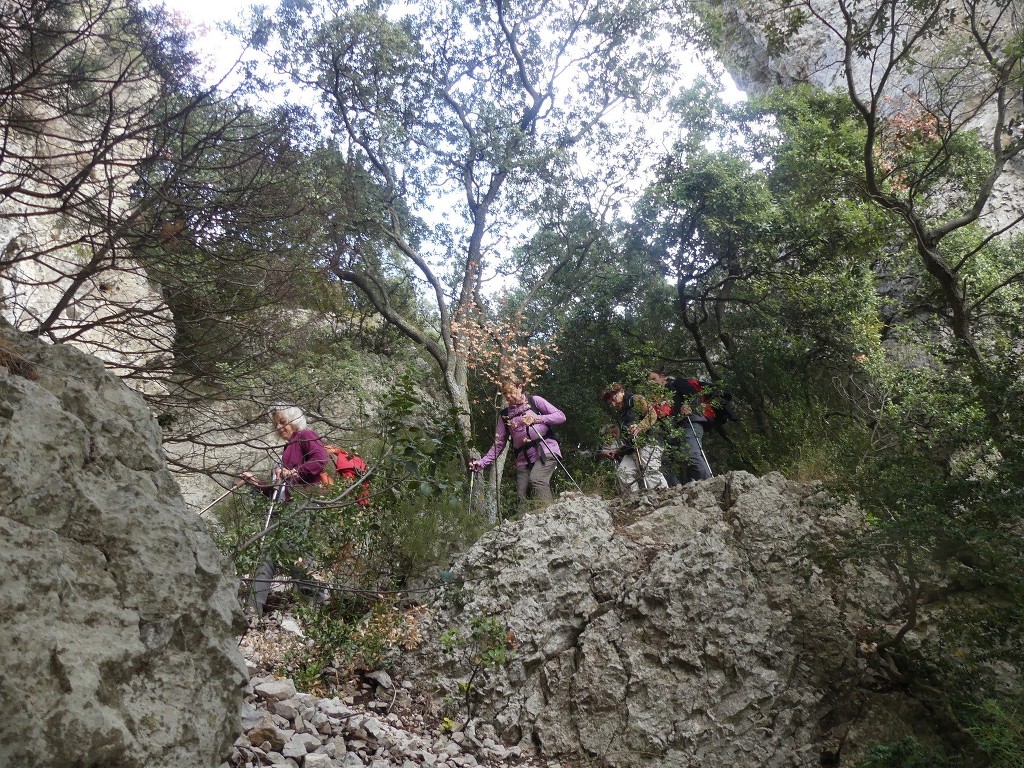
[
  {"x1": 153, "y1": 0, "x2": 745, "y2": 104},
  {"x1": 152, "y1": 0, "x2": 748, "y2": 301},
  {"x1": 145, "y1": 0, "x2": 251, "y2": 85}
]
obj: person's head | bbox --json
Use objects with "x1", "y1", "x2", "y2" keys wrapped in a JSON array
[
  {"x1": 648, "y1": 370, "x2": 669, "y2": 387},
  {"x1": 499, "y1": 380, "x2": 525, "y2": 406},
  {"x1": 601, "y1": 383, "x2": 626, "y2": 410},
  {"x1": 270, "y1": 405, "x2": 306, "y2": 439}
]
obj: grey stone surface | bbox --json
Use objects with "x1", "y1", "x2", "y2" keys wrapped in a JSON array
[
  {"x1": 0, "y1": 320, "x2": 247, "y2": 768},
  {"x1": 400, "y1": 474, "x2": 939, "y2": 766}
]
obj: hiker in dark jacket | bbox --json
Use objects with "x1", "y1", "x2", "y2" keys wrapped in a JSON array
[
  {"x1": 469, "y1": 380, "x2": 566, "y2": 515},
  {"x1": 239, "y1": 405, "x2": 330, "y2": 497},
  {"x1": 602, "y1": 383, "x2": 669, "y2": 493},
  {"x1": 649, "y1": 371, "x2": 713, "y2": 482}
]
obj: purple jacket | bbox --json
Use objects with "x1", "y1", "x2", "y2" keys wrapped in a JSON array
[
  {"x1": 478, "y1": 395, "x2": 565, "y2": 468},
  {"x1": 256, "y1": 429, "x2": 329, "y2": 497},
  {"x1": 282, "y1": 429, "x2": 330, "y2": 484}
]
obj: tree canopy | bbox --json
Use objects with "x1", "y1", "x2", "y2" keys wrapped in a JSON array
[
  {"x1": 243, "y1": 0, "x2": 698, "y2": 455},
  {"x1": 2, "y1": 0, "x2": 1023, "y2": 759}
]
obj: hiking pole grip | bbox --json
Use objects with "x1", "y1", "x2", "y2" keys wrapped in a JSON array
[{"x1": 262, "y1": 470, "x2": 290, "y2": 531}]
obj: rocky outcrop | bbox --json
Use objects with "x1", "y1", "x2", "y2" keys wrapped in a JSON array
[
  {"x1": 706, "y1": 0, "x2": 846, "y2": 97},
  {"x1": 0, "y1": 320, "x2": 247, "y2": 768},
  {"x1": 0, "y1": 245, "x2": 174, "y2": 395},
  {"x1": 402, "y1": 473, "x2": 942, "y2": 766},
  {"x1": 1, "y1": 0, "x2": 175, "y2": 396}
]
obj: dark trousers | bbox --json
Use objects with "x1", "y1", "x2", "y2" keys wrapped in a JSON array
[{"x1": 664, "y1": 422, "x2": 712, "y2": 485}]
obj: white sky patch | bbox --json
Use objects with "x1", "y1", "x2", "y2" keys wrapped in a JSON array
[{"x1": 143, "y1": 0, "x2": 258, "y2": 90}]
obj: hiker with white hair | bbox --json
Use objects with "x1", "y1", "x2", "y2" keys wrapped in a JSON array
[
  {"x1": 237, "y1": 405, "x2": 329, "y2": 615},
  {"x1": 239, "y1": 405, "x2": 329, "y2": 496}
]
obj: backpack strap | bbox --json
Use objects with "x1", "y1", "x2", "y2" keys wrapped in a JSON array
[
  {"x1": 528, "y1": 395, "x2": 558, "y2": 445},
  {"x1": 501, "y1": 396, "x2": 558, "y2": 461}
]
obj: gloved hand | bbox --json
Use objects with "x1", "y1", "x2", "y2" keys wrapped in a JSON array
[{"x1": 468, "y1": 460, "x2": 484, "y2": 473}]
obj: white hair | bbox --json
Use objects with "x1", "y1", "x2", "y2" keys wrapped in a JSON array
[{"x1": 271, "y1": 405, "x2": 307, "y2": 431}]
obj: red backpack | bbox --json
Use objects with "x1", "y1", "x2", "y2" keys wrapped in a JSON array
[
  {"x1": 653, "y1": 398, "x2": 674, "y2": 419},
  {"x1": 320, "y1": 445, "x2": 370, "y2": 506},
  {"x1": 685, "y1": 379, "x2": 736, "y2": 423}
]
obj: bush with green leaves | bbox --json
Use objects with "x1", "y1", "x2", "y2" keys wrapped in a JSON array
[
  {"x1": 285, "y1": 596, "x2": 417, "y2": 694},
  {"x1": 439, "y1": 614, "x2": 517, "y2": 720},
  {"x1": 970, "y1": 696, "x2": 1024, "y2": 768},
  {"x1": 855, "y1": 737, "x2": 963, "y2": 768}
]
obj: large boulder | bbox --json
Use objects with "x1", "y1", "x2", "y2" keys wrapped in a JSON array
[
  {"x1": 404, "y1": 472, "x2": 943, "y2": 766},
  {"x1": 0, "y1": 321, "x2": 247, "y2": 768}
]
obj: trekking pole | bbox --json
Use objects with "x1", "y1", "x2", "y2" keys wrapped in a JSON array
[
  {"x1": 527, "y1": 424, "x2": 582, "y2": 493},
  {"x1": 197, "y1": 484, "x2": 238, "y2": 517},
  {"x1": 468, "y1": 468, "x2": 476, "y2": 516},
  {"x1": 686, "y1": 415, "x2": 714, "y2": 478},
  {"x1": 242, "y1": 469, "x2": 289, "y2": 614},
  {"x1": 495, "y1": 470, "x2": 502, "y2": 524},
  {"x1": 632, "y1": 435, "x2": 650, "y2": 491},
  {"x1": 263, "y1": 471, "x2": 289, "y2": 531}
]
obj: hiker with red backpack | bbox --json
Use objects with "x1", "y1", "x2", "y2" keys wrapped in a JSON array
[
  {"x1": 468, "y1": 379, "x2": 566, "y2": 516},
  {"x1": 649, "y1": 371, "x2": 715, "y2": 483},
  {"x1": 237, "y1": 405, "x2": 330, "y2": 614},
  {"x1": 601, "y1": 383, "x2": 669, "y2": 493}
]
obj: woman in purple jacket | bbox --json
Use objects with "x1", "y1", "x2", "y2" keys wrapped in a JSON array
[
  {"x1": 238, "y1": 406, "x2": 329, "y2": 614},
  {"x1": 469, "y1": 380, "x2": 566, "y2": 515},
  {"x1": 239, "y1": 405, "x2": 329, "y2": 497}
]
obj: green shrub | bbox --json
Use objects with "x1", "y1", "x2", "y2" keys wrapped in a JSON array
[
  {"x1": 440, "y1": 613, "x2": 517, "y2": 719},
  {"x1": 970, "y1": 697, "x2": 1024, "y2": 768},
  {"x1": 855, "y1": 738, "x2": 962, "y2": 768}
]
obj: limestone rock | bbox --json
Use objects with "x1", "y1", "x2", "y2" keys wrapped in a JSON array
[
  {"x1": 707, "y1": 0, "x2": 1024, "y2": 234},
  {"x1": 0, "y1": 320, "x2": 247, "y2": 767},
  {"x1": 400, "y1": 473, "x2": 940, "y2": 766}
]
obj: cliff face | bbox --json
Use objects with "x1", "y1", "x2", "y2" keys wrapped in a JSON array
[
  {"x1": 401, "y1": 473, "x2": 957, "y2": 767},
  {"x1": 0, "y1": 0, "x2": 174, "y2": 396},
  {"x1": 0, "y1": 320, "x2": 247, "y2": 768},
  {"x1": 705, "y1": 0, "x2": 1024, "y2": 231},
  {"x1": 705, "y1": 0, "x2": 843, "y2": 97}
]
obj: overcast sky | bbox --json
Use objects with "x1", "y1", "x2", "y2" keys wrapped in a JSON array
[{"x1": 151, "y1": 0, "x2": 252, "y2": 84}]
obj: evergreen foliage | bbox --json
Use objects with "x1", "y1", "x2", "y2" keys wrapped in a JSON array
[{"x1": 3, "y1": 0, "x2": 1022, "y2": 756}]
